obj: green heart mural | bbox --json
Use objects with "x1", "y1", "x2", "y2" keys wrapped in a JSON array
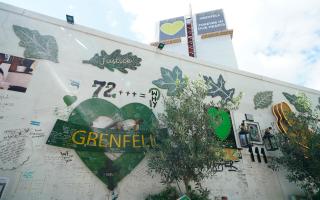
[
  {"x1": 63, "y1": 95, "x2": 77, "y2": 106},
  {"x1": 67, "y1": 98, "x2": 158, "y2": 190},
  {"x1": 160, "y1": 21, "x2": 185, "y2": 36},
  {"x1": 208, "y1": 107, "x2": 236, "y2": 148}
]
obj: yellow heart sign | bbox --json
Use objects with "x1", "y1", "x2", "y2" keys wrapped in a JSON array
[{"x1": 160, "y1": 21, "x2": 185, "y2": 36}]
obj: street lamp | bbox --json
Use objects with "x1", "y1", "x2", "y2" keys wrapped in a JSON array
[
  {"x1": 239, "y1": 122, "x2": 251, "y2": 147},
  {"x1": 263, "y1": 127, "x2": 278, "y2": 151}
]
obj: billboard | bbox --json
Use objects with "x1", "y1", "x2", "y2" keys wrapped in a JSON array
[
  {"x1": 159, "y1": 16, "x2": 186, "y2": 41},
  {"x1": 196, "y1": 9, "x2": 226, "y2": 35}
]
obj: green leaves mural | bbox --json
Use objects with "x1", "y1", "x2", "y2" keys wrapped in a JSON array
[
  {"x1": 203, "y1": 75, "x2": 235, "y2": 103},
  {"x1": 66, "y1": 98, "x2": 157, "y2": 190},
  {"x1": 253, "y1": 91, "x2": 273, "y2": 109},
  {"x1": 152, "y1": 66, "x2": 186, "y2": 96},
  {"x1": 13, "y1": 25, "x2": 59, "y2": 62},
  {"x1": 283, "y1": 92, "x2": 311, "y2": 113},
  {"x1": 83, "y1": 49, "x2": 142, "y2": 73}
]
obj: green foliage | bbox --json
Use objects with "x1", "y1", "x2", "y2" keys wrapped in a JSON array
[
  {"x1": 282, "y1": 92, "x2": 312, "y2": 113},
  {"x1": 145, "y1": 186, "x2": 179, "y2": 200},
  {"x1": 145, "y1": 186, "x2": 210, "y2": 200},
  {"x1": 270, "y1": 97, "x2": 320, "y2": 199},
  {"x1": 147, "y1": 78, "x2": 224, "y2": 195},
  {"x1": 13, "y1": 25, "x2": 59, "y2": 63}
]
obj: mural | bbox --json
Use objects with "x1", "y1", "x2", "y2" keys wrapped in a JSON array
[
  {"x1": 159, "y1": 16, "x2": 186, "y2": 41},
  {"x1": 282, "y1": 92, "x2": 310, "y2": 113},
  {"x1": 12, "y1": 25, "x2": 58, "y2": 63},
  {"x1": 253, "y1": 91, "x2": 273, "y2": 109},
  {"x1": 83, "y1": 50, "x2": 142, "y2": 73},
  {"x1": 203, "y1": 75, "x2": 235, "y2": 104},
  {"x1": 63, "y1": 95, "x2": 77, "y2": 106},
  {"x1": 152, "y1": 66, "x2": 186, "y2": 96},
  {"x1": 0, "y1": 53, "x2": 36, "y2": 93},
  {"x1": 91, "y1": 80, "x2": 116, "y2": 98},
  {"x1": 208, "y1": 107, "x2": 237, "y2": 148},
  {"x1": 47, "y1": 98, "x2": 158, "y2": 190}
]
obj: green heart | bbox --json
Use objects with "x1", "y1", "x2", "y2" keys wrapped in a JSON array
[
  {"x1": 63, "y1": 95, "x2": 77, "y2": 106},
  {"x1": 160, "y1": 21, "x2": 184, "y2": 36},
  {"x1": 68, "y1": 98, "x2": 158, "y2": 190},
  {"x1": 208, "y1": 107, "x2": 232, "y2": 141}
]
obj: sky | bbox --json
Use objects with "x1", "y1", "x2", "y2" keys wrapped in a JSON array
[{"x1": 1, "y1": 0, "x2": 320, "y2": 91}]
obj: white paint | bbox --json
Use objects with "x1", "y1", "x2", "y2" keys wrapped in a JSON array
[{"x1": 0, "y1": 2, "x2": 319, "y2": 200}]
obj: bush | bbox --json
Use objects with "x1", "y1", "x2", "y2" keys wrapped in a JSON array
[{"x1": 145, "y1": 186, "x2": 210, "y2": 200}]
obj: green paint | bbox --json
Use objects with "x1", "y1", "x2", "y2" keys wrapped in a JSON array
[
  {"x1": 46, "y1": 119, "x2": 155, "y2": 152},
  {"x1": 82, "y1": 49, "x2": 142, "y2": 73},
  {"x1": 13, "y1": 25, "x2": 58, "y2": 63},
  {"x1": 203, "y1": 75, "x2": 235, "y2": 103},
  {"x1": 63, "y1": 95, "x2": 77, "y2": 106},
  {"x1": 253, "y1": 91, "x2": 273, "y2": 109},
  {"x1": 67, "y1": 98, "x2": 158, "y2": 190},
  {"x1": 152, "y1": 66, "x2": 186, "y2": 96},
  {"x1": 208, "y1": 107, "x2": 232, "y2": 141},
  {"x1": 160, "y1": 21, "x2": 185, "y2": 35}
]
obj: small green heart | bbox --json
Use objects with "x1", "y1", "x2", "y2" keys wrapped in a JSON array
[
  {"x1": 208, "y1": 107, "x2": 232, "y2": 141},
  {"x1": 160, "y1": 20, "x2": 184, "y2": 36},
  {"x1": 63, "y1": 95, "x2": 77, "y2": 106}
]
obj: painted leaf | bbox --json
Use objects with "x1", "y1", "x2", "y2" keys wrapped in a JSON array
[
  {"x1": 13, "y1": 25, "x2": 58, "y2": 63},
  {"x1": 282, "y1": 92, "x2": 309, "y2": 113},
  {"x1": 203, "y1": 75, "x2": 235, "y2": 103},
  {"x1": 152, "y1": 66, "x2": 186, "y2": 96},
  {"x1": 83, "y1": 49, "x2": 142, "y2": 73},
  {"x1": 253, "y1": 91, "x2": 273, "y2": 109}
]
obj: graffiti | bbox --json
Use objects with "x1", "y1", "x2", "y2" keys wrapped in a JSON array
[
  {"x1": 53, "y1": 106, "x2": 73, "y2": 121},
  {"x1": 139, "y1": 93, "x2": 146, "y2": 98},
  {"x1": 83, "y1": 49, "x2": 142, "y2": 73},
  {"x1": 0, "y1": 177, "x2": 9, "y2": 199},
  {"x1": 13, "y1": 25, "x2": 58, "y2": 63},
  {"x1": 48, "y1": 98, "x2": 158, "y2": 190},
  {"x1": 22, "y1": 171, "x2": 34, "y2": 179},
  {"x1": 0, "y1": 128, "x2": 32, "y2": 170},
  {"x1": 92, "y1": 80, "x2": 116, "y2": 98},
  {"x1": 149, "y1": 88, "x2": 161, "y2": 108},
  {"x1": 214, "y1": 160, "x2": 239, "y2": 172},
  {"x1": 69, "y1": 80, "x2": 80, "y2": 89},
  {"x1": 60, "y1": 151, "x2": 73, "y2": 163},
  {"x1": 30, "y1": 120, "x2": 40, "y2": 126},
  {"x1": 253, "y1": 91, "x2": 273, "y2": 109},
  {"x1": 28, "y1": 128, "x2": 45, "y2": 139},
  {"x1": 203, "y1": 75, "x2": 235, "y2": 104},
  {"x1": 152, "y1": 66, "x2": 186, "y2": 96}
]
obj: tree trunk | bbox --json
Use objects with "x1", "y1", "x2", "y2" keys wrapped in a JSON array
[{"x1": 183, "y1": 177, "x2": 191, "y2": 195}]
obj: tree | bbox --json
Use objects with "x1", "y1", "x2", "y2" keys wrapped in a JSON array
[
  {"x1": 147, "y1": 78, "x2": 226, "y2": 196},
  {"x1": 271, "y1": 94, "x2": 320, "y2": 199}
]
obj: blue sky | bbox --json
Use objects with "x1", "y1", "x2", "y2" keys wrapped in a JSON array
[{"x1": 1, "y1": 0, "x2": 320, "y2": 91}]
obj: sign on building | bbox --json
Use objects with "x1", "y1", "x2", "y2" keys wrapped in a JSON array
[
  {"x1": 159, "y1": 16, "x2": 186, "y2": 41},
  {"x1": 196, "y1": 9, "x2": 226, "y2": 35}
]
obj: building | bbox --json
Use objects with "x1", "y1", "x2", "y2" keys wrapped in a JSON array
[{"x1": 0, "y1": 2, "x2": 319, "y2": 200}]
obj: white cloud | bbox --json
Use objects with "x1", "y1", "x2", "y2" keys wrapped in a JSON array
[{"x1": 119, "y1": 0, "x2": 320, "y2": 91}]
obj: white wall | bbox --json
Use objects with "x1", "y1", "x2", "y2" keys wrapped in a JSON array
[{"x1": 0, "y1": 2, "x2": 319, "y2": 200}]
